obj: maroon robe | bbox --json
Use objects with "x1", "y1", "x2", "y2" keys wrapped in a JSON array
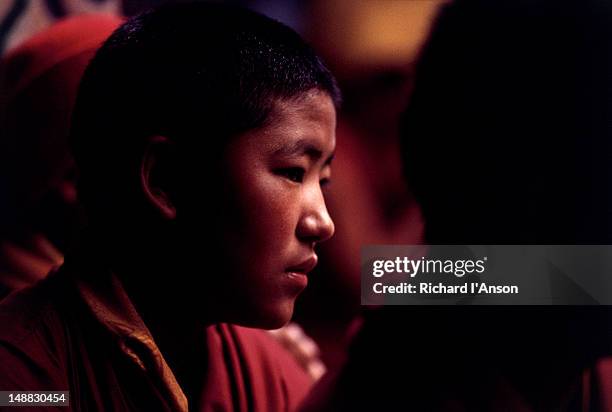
[{"x1": 0, "y1": 255, "x2": 312, "y2": 411}]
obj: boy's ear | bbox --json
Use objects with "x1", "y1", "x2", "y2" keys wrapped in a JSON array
[{"x1": 140, "y1": 135, "x2": 177, "y2": 220}]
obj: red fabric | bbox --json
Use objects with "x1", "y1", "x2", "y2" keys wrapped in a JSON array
[
  {"x1": 2, "y1": 14, "x2": 123, "y2": 98},
  {"x1": 202, "y1": 324, "x2": 313, "y2": 411},
  {"x1": 0, "y1": 262, "x2": 312, "y2": 411},
  {"x1": 594, "y1": 358, "x2": 612, "y2": 409}
]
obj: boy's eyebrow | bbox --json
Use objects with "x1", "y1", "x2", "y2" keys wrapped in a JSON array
[{"x1": 273, "y1": 139, "x2": 324, "y2": 160}]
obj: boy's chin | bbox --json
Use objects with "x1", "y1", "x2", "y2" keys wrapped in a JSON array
[{"x1": 232, "y1": 301, "x2": 295, "y2": 330}]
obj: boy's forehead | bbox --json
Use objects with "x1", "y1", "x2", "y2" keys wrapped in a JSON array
[
  {"x1": 262, "y1": 93, "x2": 336, "y2": 146},
  {"x1": 267, "y1": 92, "x2": 336, "y2": 131},
  {"x1": 222, "y1": 92, "x2": 336, "y2": 159}
]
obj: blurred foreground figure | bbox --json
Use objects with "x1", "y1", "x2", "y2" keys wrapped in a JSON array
[
  {"x1": 0, "y1": 3, "x2": 340, "y2": 410},
  {"x1": 0, "y1": 15, "x2": 122, "y2": 299},
  {"x1": 303, "y1": 0, "x2": 612, "y2": 410}
]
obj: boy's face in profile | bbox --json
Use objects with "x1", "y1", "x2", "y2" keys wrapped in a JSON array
[{"x1": 192, "y1": 90, "x2": 336, "y2": 328}]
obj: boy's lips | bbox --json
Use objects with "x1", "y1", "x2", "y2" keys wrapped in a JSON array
[{"x1": 286, "y1": 255, "x2": 318, "y2": 275}]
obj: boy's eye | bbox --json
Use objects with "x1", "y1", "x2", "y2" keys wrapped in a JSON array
[
  {"x1": 277, "y1": 167, "x2": 305, "y2": 183},
  {"x1": 320, "y1": 177, "x2": 331, "y2": 187}
]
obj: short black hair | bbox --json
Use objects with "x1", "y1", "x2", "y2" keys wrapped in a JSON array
[{"x1": 70, "y1": 2, "x2": 340, "y2": 225}]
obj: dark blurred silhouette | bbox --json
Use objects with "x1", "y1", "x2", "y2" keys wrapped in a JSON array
[
  {"x1": 402, "y1": 0, "x2": 612, "y2": 246},
  {"x1": 303, "y1": 0, "x2": 612, "y2": 410}
]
